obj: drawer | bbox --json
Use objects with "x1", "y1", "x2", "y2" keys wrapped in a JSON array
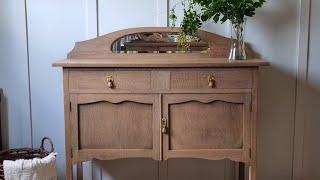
[
  {"x1": 69, "y1": 70, "x2": 152, "y2": 91},
  {"x1": 170, "y1": 70, "x2": 253, "y2": 89}
]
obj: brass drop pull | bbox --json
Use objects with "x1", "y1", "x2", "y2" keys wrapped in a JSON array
[
  {"x1": 161, "y1": 118, "x2": 168, "y2": 134},
  {"x1": 208, "y1": 75, "x2": 216, "y2": 88},
  {"x1": 106, "y1": 76, "x2": 114, "y2": 88}
]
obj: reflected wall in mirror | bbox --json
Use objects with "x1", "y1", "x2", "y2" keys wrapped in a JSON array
[{"x1": 111, "y1": 32, "x2": 210, "y2": 54}]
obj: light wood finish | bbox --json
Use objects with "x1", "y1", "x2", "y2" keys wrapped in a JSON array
[
  {"x1": 65, "y1": 27, "x2": 255, "y2": 59},
  {"x1": 53, "y1": 27, "x2": 268, "y2": 180},
  {"x1": 78, "y1": 101, "x2": 153, "y2": 149},
  {"x1": 69, "y1": 70, "x2": 151, "y2": 91},
  {"x1": 170, "y1": 70, "x2": 253, "y2": 89},
  {"x1": 53, "y1": 58, "x2": 269, "y2": 68},
  {"x1": 70, "y1": 94, "x2": 161, "y2": 162},
  {"x1": 63, "y1": 70, "x2": 73, "y2": 180},
  {"x1": 169, "y1": 100, "x2": 243, "y2": 149},
  {"x1": 162, "y1": 94, "x2": 251, "y2": 163}
]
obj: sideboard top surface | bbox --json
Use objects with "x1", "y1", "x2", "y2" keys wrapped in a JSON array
[{"x1": 53, "y1": 58, "x2": 269, "y2": 68}]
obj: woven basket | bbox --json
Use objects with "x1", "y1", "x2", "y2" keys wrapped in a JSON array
[{"x1": 0, "y1": 137, "x2": 54, "y2": 179}]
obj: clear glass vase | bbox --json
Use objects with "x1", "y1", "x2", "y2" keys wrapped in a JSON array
[{"x1": 229, "y1": 20, "x2": 247, "y2": 60}]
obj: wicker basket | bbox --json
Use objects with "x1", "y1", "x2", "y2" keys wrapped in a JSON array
[{"x1": 0, "y1": 137, "x2": 54, "y2": 179}]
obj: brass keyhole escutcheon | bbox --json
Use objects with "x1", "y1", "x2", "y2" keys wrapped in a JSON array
[
  {"x1": 208, "y1": 75, "x2": 216, "y2": 88},
  {"x1": 106, "y1": 76, "x2": 114, "y2": 89},
  {"x1": 161, "y1": 118, "x2": 168, "y2": 134}
]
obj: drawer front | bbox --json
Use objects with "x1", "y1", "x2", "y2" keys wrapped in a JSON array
[
  {"x1": 69, "y1": 70, "x2": 151, "y2": 91},
  {"x1": 170, "y1": 70, "x2": 253, "y2": 89}
]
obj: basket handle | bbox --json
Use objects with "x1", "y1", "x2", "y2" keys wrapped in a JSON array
[{"x1": 39, "y1": 137, "x2": 54, "y2": 153}]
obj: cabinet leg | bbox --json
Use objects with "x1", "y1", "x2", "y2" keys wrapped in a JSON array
[
  {"x1": 249, "y1": 162, "x2": 256, "y2": 180},
  {"x1": 239, "y1": 162, "x2": 245, "y2": 180},
  {"x1": 77, "y1": 163, "x2": 83, "y2": 180},
  {"x1": 66, "y1": 158, "x2": 73, "y2": 180}
]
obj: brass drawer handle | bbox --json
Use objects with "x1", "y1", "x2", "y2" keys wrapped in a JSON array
[
  {"x1": 208, "y1": 75, "x2": 216, "y2": 88},
  {"x1": 106, "y1": 76, "x2": 114, "y2": 88},
  {"x1": 161, "y1": 118, "x2": 168, "y2": 134}
]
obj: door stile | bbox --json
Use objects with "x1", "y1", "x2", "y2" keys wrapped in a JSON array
[
  {"x1": 242, "y1": 94, "x2": 252, "y2": 164},
  {"x1": 153, "y1": 94, "x2": 162, "y2": 161},
  {"x1": 162, "y1": 95, "x2": 170, "y2": 160},
  {"x1": 70, "y1": 94, "x2": 80, "y2": 163}
]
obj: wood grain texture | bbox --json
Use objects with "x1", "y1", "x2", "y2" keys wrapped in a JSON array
[
  {"x1": 75, "y1": 149, "x2": 154, "y2": 163},
  {"x1": 249, "y1": 69, "x2": 259, "y2": 180},
  {"x1": 53, "y1": 58, "x2": 269, "y2": 68},
  {"x1": 78, "y1": 101, "x2": 153, "y2": 149},
  {"x1": 70, "y1": 94, "x2": 161, "y2": 163},
  {"x1": 69, "y1": 70, "x2": 151, "y2": 91},
  {"x1": 166, "y1": 149, "x2": 244, "y2": 162},
  {"x1": 169, "y1": 101, "x2": 243, "y2": 149},
  {"x1": 56, "y1": 28, "x2": 267, "y2": 179},
  {"x1": 64, "y1": 27, "x2": 255, "y2": 59},
  {"x1": 162, "y1": 93, "x2": 252, "y2": 163},
  {"x1": 63, "y1": 69, "x2": 73, "y2": 180},
  {"x1": 170, "y1": 70, "x2": 253, "y2": 89}
]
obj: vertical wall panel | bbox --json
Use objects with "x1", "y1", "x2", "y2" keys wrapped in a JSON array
[
  {"x1": 26, "y1": 0, "x2": 97, "y2": 178},
  {"x1": 98, "y1": 0, "x2": 166, "y2": 34},
  {"x1": 245, "y1": 0, "x2": 299, "y2": 180},
  {"x1": 302, "y1": 0, "x2": 320, "y2": 179},
  {"x1": 0, "y1": 0, "x2": 32, "y2": 148}
]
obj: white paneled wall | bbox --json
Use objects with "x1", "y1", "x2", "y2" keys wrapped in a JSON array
[
  {"x1": 246, "y1": 1, "x2": 300, "y2": 180},
  {"x1": 0, "y1": 0, "x2": 32, "y2": 148},
  {"x1": 299, "y1": 0, "x2": 320, "y2": 179},
  {"x1": 98, "y1": 0, "x2": 167, "y2": 34},
  {"x1": 26, "y1": 0, "x2": 97, "y2": 178},
  {"x1": 1, "y1": 0, "x2": 319, "y2": 180}
]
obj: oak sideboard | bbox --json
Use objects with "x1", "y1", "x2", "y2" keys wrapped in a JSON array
[{"x1": 53, "y1": 27, "x2": 269, "y2": 180}]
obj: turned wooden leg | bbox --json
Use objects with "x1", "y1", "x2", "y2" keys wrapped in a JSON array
[
  {"x1": 77, "y1": 163, "x2": 83, "y2": 180},
  {"x1": 249, "y1": 162, "x2": 256, "y2": 180},
  {"x1": 239, "y1": 162, "x2": 245, "y2": 180},
  {"x1": 66, "y1": 157, "x2": 73, "y2": 180}
]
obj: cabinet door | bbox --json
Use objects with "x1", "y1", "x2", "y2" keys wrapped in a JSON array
[
  {"x1": 162, "y1": 94, "x2": 251, "y2": 163},
  {"x1": 70, "y1": 94, "x2": 161, "y2": 162}
]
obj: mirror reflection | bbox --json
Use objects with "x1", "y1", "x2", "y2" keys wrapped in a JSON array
[{"x1": 112, "y1": 32, "x2": 210, "y2": 53}]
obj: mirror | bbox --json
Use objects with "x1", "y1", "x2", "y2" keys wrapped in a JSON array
[{"x1": 111, "y1": 32, "x2": 210, "y2": 54}]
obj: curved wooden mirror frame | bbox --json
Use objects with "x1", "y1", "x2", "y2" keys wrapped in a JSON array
[{"x1": 67, "y1": 27, "x2": 255, "y2": 59}]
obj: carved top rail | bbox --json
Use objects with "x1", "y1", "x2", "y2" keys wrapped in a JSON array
[
  {"x1": 67, "y1": 27, "x2": 255, "y2": 59},
  {"x1": 53, "y1": 27, "x2": 269, "y2": 68}
]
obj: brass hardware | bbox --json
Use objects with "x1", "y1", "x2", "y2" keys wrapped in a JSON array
[
  {"x1": 106, "y1": 76, "x2": 114, "y2": 88},
  {"x1": 208, "y1": 75, "x2": 216, "y2": 88},
  {"x1": 161, "y1": 118, "x2": 168, "y2": 134}
]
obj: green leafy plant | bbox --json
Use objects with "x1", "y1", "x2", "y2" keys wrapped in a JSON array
[
  {"x1": 193, "y1": 0, "x2": 266, "y2": 25},
  {"x1": 169, "y1": 1, "x2": 202, "y2": 51},
  {"x1": 169, "y1": 0, "x2": 266, "y2": 51}
]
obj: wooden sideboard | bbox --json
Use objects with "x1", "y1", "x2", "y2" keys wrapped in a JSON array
[{"x1": 53, "y1": 27, "x2": 269, "y2": 180}]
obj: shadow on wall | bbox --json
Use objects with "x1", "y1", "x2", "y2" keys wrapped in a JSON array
[
  {"x1": 247, "y1": 1, "x2": 300, "y2": 179},
  {"x1": 0, "y1": 89, "x2": 9, "y2": 150},
  {"x1": 94, "y1": 158, "x2": 235, "y2": 180},
  {"x1": 257, "y1": 65, "x2": 297, "y2": 180}
]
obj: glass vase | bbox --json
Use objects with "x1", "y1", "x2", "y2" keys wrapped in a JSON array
[{"x1": 229, "y1": 20, "x2": 247, "y2": 60}]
